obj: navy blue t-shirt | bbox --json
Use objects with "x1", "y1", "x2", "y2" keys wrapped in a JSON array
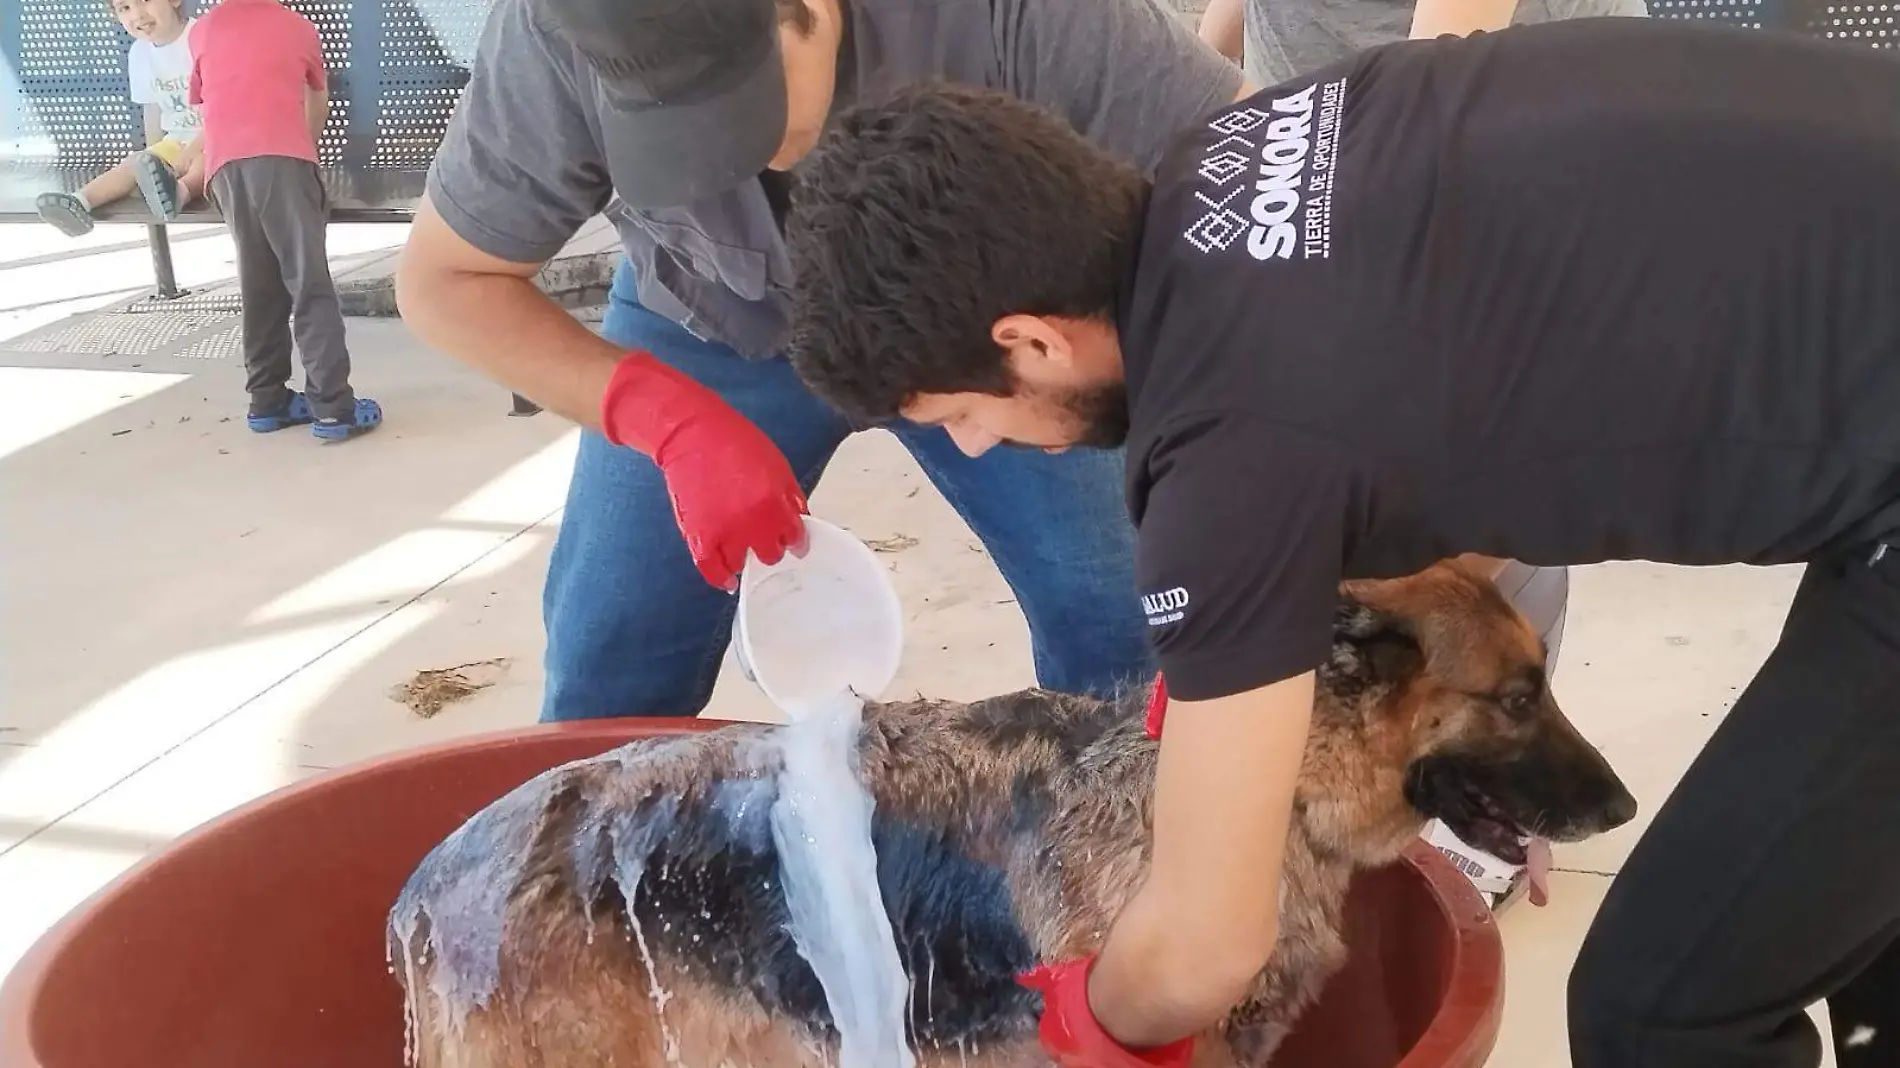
[{"x1": 1120, "y1": 19, "x2": 1900, "y2": 700}]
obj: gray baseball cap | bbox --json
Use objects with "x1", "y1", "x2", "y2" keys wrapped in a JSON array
[{"x1": 533, "y1": 0, "x2": 789, "y2": 209}]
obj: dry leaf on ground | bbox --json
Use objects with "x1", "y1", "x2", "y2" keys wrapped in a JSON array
[{"x1": 391, "y1": 658, "x2": 511, "y2": 718}]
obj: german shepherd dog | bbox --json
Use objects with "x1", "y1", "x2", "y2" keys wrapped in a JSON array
[{"x1": 389, "y1": 561, "x2": 1635, "y2": 1068}]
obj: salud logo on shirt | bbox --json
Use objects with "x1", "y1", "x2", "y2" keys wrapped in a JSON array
[
  {"x1": 1183, "y1": 77, "x2": 1347, "y2": 263},
  {"x1": 1142, "y1": 587, "x2": 1190, "y2": 626}
]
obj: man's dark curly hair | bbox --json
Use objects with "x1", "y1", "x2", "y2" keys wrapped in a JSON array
[{"x1": 785, "y1": 83, "x2": 1149, "y2": 425}]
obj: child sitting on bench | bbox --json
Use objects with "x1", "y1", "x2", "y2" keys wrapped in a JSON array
[{"x1": 36, "y1": 0, "x2": 207, "y2": 236}]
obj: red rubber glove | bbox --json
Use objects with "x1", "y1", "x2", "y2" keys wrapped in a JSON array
[
  {"x1": 1017, "y1": 957, "x2": 1195, "y2": 1068},
  {"x1": 1145, "y1": 673, "x2": 1168, "y2": 740},
  {"x1": 600, "y1": 351, "x2": 808, "y2": 589}
]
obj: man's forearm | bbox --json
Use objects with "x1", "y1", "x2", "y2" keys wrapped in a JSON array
[
  {"x1": 1410, "y1": 0, "x2": 1518, "y2": 38},
  {"x1": 1090, "y1": 886, "x2": 1256, "y2": 1046},
  {"x1": 1086, "y1": 677, "x2": 1315, "y2": 1048},
  {"x1": 395, "y1": 258, "x2": 622, "y2": 429}
]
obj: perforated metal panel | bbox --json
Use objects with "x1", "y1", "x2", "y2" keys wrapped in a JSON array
[
  {"x1": 3, "y1": 0, "x2": 500, "y2": 215},
  {"x1": 356, "y1": 0, "x2": 492, "y2": 179},
  {"x1": 318, "y1": 92, "x2": 351, "y2": 167},
  {"x1": 7, "y1": 310, "x2": 235, "y2": 355},
  {"x1": 6, "y1": 1, "x2": 145, "y2": 178},
  {"x1": 1648, "y1": 0, "x2": 1771, "y2": 28},
  {"x1": 385, "y1": 0, "x2": 491, "y2": 66},
  {"x1": 372, "y1": 86, "x2": 465, "y2": 168},
  {"x1": 171, "y1": 320, "x2": 248, "y2": 360},
  {"x1": 1646, "y1": 0, "x2": 1900, "y2": 43},
  {"x1": 1803, "y1": 2, "x2": 1900, "y2": 47},
  {"x1": 14, "y1": 1, "x2": 131, "y2": 79}
]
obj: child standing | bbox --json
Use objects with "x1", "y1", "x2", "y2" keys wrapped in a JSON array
[
  {"x1": 189, "y1": 0, "x2": 381, "y2": 440},
  {"x1": 36, "y1": 0, "x2": 209, "y2": 235}
]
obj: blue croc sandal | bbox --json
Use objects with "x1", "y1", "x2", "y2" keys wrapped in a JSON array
[
  {"x1": 36, "y1": 192, "x2": 94, "y2": 237},
  {"x1": 312, "y1": 397, "x2": 383, "y2": 442},
  {"x1": 132, "y1": 152, "x2": 183, "y2": 220},
  {"x1": 248, "y1": 391, "x2": 314, "y2": 433}
]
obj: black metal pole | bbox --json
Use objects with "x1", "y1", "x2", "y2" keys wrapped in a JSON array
[{"x1": 147, "y1": 224, "x2": 181, "y2": 299}]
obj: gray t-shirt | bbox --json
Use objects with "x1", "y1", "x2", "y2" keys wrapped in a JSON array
[
  {"x1": 1242, "y1": 0, "x2": 1649, "y2": 86},
  {"x1": 428, "y1": 0, "x2": 1242, "y2": 359}
]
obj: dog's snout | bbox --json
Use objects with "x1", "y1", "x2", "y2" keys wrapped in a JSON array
[
  {"x1": 1559, "y1": 756, "x2": 1637, "y2": 837},
  {"x1": 1568, "y1": 737, "x2": 1638, "y2": 833},
  {"x1": 1600, "y1": 782, "x2": 1638, "y2": 831}
]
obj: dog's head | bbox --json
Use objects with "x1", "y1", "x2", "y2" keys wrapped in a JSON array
[{"x1": 1307, "y1": 561, "x2": 1636, "y2": 865}]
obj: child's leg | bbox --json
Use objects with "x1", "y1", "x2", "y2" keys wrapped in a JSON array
[
  {"x1": 260, "y1": 158, "x2": 378, "y2": 440},
  {"x1": 35, "y1": 154, "x2": 138, "y2": 236},
  {"x1": 178, "y1": 153, "x2": 208, "y2": 207},
  {"x1": 211, "y1": 163, "x2": 301, "y2": 423},
  {"x1": 161, "y1": 137, "x2": 208, "y2": 205},
  {"x1": 133, "y1": 139, "x2": 193, "y2": 219},
  {"x1": 80, "y1": 155, "x2": 140, "y2": 208}
]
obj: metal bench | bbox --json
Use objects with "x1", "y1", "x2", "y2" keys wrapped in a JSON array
[
  {"x1": 1648, "y1": 0, "x2": 1897, "y2": 41},
  {"x1": 0, "y1": 0, "x2": 549, "y2": 414},
  {"x1": 1, "y1": 0, "x2": 493, "y2": 299}
]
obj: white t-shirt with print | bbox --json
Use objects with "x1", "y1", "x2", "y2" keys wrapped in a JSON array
[{"x1": 127, "y1": 18, "x2": 203, "y2": 144}]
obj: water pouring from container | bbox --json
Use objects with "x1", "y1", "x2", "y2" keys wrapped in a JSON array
[{"x1": 732, "y1": 516, "x2": 915, "y2": 1068}]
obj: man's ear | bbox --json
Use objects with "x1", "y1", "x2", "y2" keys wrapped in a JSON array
[{"x1": 992, "y1": 314, "x2": 1078, "y2": 374}]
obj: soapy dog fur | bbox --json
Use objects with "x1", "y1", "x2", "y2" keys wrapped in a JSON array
[{"x1": 390, "y1": 560, "x2": 1635, "y2": 1067}]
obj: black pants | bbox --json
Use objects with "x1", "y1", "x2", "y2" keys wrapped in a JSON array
[
  {"x1": 1569, "y1": 543, "x2": 1900, "y2": 1067},
  {"x1": 210, "y1": 157, "x2": 355, "y2": 421}
]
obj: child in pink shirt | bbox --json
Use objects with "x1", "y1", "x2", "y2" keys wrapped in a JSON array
[{"x1": 189, "y1": 0, "x2": 381, "y2": 441}]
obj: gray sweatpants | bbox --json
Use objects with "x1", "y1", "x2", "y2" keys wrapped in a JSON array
[{"x1": 210, "y1": 156, "x2": 355, "y2": 421}]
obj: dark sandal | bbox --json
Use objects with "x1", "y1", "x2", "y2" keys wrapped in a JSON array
[
  {"x1": 248, "y1": 392, "x2": 315, "y2": 433},
  {"x1": 312, "y1": 397, "x2": 383, "y2": 442},
  {"x1": 132, "y1": 152, "x2": 183, "y2": 220},
  {"x1": 36, "y1": 192, "x2": 94, "y2": 237}
]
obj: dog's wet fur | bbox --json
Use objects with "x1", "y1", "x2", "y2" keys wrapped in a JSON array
[{"x1": 391, "y1": 560, "x2": 1635, "y2": 1068}]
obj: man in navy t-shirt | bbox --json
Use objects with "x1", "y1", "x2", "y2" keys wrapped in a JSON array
[{"x1": 784, "y1": 17, "x2": 1900, "y2": 1068}]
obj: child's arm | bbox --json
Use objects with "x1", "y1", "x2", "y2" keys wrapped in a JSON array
[
  {"x1": 305, "y1": 86, "x2": 329, "y2": 145},
  {"x1": 297, "y1": 12, "x2": 329, "y2": 147},
  {"x1": 143, "y1": 104, "x2": 164, "y2": 150}
]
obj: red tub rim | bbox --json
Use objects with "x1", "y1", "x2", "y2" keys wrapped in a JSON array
[
  {"x1": 0, "y1": 718, "x2": 1503, "y2": 1067},
  {"x1": 1389, "y1": 841, "x2": 1505, "y2": 1067}
]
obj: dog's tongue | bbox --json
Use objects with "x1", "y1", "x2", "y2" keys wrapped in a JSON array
[{"x1": 1526, "y1": 837, "x2": 1552, "y2": 907}]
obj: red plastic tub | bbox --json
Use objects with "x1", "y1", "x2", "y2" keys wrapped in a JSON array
[{"x1": 0, "y1": 720, "x2": 1502, "y2": 1068}]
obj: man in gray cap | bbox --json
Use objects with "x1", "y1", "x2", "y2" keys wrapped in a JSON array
[
  {"x1": 394, "y1": 0, "x2": 1560, "y2": 722},
  {"x1": 395, "y1": 0, "x2": 1259, "y2": 722}
]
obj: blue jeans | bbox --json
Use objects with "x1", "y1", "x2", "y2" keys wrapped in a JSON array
[{"x1": 540, "y1": 262, "x2": 1155, "y2": 720}]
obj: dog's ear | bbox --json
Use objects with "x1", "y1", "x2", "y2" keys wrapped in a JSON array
[{"x1": 1324, "y1": 598, "x2": 1425, "y2": 692}]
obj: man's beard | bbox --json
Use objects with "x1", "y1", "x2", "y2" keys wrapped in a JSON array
[{"x1": 1062, "y1": 380, "x2": 1130, "y2": 448}]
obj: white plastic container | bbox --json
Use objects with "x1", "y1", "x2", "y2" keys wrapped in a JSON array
[{"x1": 730, "y1": 517, "x2": 904, "y2": 717}]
